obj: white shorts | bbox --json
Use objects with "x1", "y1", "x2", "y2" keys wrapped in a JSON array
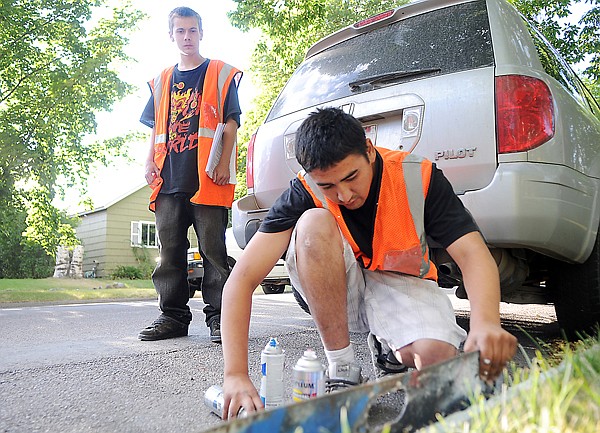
[{"x1": 286, "y1": 228, "x2": 467, "y2": 353}]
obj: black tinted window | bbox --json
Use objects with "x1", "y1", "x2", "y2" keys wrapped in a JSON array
[{"x1": 267, "y1": 0, "x2": 494, "y2": 121}]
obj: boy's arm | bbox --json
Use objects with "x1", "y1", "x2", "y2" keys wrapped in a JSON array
[
  {"x1": 212, "y1": 117, "x2": 238, "y2": 185},
  {"x1": 446, "y1": 231, "x2": 517, "y2": 380},
  {"x1": 145, "y1": 127, "x2": 160, "y2": 186},
  {"x1": 221, "y1": 229, "x2": 293, "y2": 419}
]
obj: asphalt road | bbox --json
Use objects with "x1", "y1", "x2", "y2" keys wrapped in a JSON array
[{"x1": 0, "y1": 291, "x2": 560, "y2": 433}]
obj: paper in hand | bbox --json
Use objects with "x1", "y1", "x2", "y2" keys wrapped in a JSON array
[{"x1": 205, "y1": 123, "x2": 237, "y2": 185}]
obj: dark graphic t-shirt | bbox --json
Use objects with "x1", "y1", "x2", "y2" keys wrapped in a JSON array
[{"x1": 140, "y1": 60, "x2": 241, "y2": 194}]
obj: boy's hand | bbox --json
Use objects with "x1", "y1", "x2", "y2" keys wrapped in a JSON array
[
  {"x1": 463, "y1": 322, "x2": 517, "y2": 381},
  {"x1": 145, "y1": 160, "x2": 160, "y2": 186},
  {"x1": 211, "y1": 159, "x2": 230, "y2": 185},
  {"x1": 223, "y1": 374, "x2": 263, "y2": 419}
]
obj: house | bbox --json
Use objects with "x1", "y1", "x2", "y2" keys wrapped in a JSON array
[
  {"x1": 75, "y1": 184, "x2": 166, "y2": 278},
  {"x1": 76, "y1": 183, "x2": 226, "y2": 278}
]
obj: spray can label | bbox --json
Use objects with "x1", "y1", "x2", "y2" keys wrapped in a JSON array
[
  {"x1": 259, "y1": 337, "x2": 285, "y2": 408},
  {"x1": 204, "y1": 385, "x2": 246, "y2": 418},
  {"x1": 204, "y1": 385, "x2": 225, "y2": 417},
  {"x1": 292, "y1": 349, "x2": 326, "y2": 402}
]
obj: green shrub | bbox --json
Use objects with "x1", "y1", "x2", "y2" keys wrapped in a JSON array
[
  {"x1": 131, "y1": 247, "x2": 155, "y2": 279},
  {"x1": 111, "y1": 265, "x2": 143, "y2": 280},
  {"x1": 0, "y1": 241, "x2": 54, "y2": 279}
]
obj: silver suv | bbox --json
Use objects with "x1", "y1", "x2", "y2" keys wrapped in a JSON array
[{"x1": 232, "y1": 0, "x2": 600, "y2": 336}]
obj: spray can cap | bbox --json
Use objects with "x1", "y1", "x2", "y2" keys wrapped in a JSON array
[{"x1": 303, "y1": 348, "x2": 317, "y2": 359}]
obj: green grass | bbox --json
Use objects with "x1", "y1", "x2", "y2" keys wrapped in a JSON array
[
  {"x1": 0, "y1": 278, "x2": 156, "y2": 304},
  {"x1": 285, "y1": 337, "x2": 600, "y2": 433},
  {"x1": 423, "y1": 336, "x2": 600, "y2": 433}
]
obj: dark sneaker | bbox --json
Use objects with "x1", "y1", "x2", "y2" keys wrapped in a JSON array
[
  {"x1": 138, "y1": 315, "x2": 188, "y2": 341},
  {"x1": 325, "y1": 361, "x2": 364, "y2": 393},
  {"x1": 367, "y1": 333, "x2": 408, "y2": 379},
  {"x1": 208, "y1": 319, "x2": 221, "y2": 343}
]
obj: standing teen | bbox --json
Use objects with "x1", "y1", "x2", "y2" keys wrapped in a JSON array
[{"x1": 139, "y1": 6, "x2": 242, "y2": 343}]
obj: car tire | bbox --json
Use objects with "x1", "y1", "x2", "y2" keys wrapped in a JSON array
[
  {"x1": 226, "y1": 256, "x2": 236, "y2": 271},
  {"x1": 189, "y1": 279, "x2": 201, "y2": 299},
  {"x1": 292, "y1": 287, "x2": 311, "y2": 315},
  {"x1": 550, "y1": 231, "x2": 600, "y2": 339},
  {"x1": 189, "y1": 256, "x2": 236, "y2": 299},
  {"x1": 261, "y1": 284, "x2": 286, "y2": 295}
]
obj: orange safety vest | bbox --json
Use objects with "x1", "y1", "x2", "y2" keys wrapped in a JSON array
[
  {"x1": 298, "y1": 148, "x2": 438, "y2": 281},
  {"x1": 147, "y1": 60, "x2": 243, "y2": 211}
]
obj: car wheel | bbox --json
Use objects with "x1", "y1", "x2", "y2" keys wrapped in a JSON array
[
  {"x1": 227, "y1": 256, "x2": 236, "y2": 271},
  {"x1": 261, "y1": 284, "x2": 286, "y2": 295},
  {"x1": 189, "y1": 278, "x2": 201, "y2": 298},
  {"x1": 550, "y1": 231, "x2": 600, "y2": 339},
  {"x1": 189, "y1": 257, "x2": 236, "y2": 299},
  {"x1": 292, "y1": 287, "x2": 310, "y2": 315}
]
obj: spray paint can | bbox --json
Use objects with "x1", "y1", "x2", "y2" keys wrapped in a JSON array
[
  {"x1": 204, "y1": 385, "x2": 247, "y2": 418},
  {"x1": 259, "y1": 337, "x2": 285, "y2": 408},
  {"x1": 292, "y1": 348, "x2": 326, "y2": 402}
]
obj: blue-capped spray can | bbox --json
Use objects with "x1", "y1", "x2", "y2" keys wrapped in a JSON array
[
  {"x1": 292, "y1": 349, "x2": 326, "y2": 401},
  {"x1": 259, "y1": 337, "x2": 285, "y2": 408}
]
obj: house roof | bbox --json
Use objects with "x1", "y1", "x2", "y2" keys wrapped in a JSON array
[{"x1": 76, "y1": 182, "x2": 148, "y2": 217}]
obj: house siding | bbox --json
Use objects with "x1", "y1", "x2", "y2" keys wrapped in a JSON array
[
  {"x1": 76, "y1": 185, "x2": 201, "y2": 277},
  {"x1": 77, "y1": 211, "x2": 108, "y2": 275},
  {"x1": 76, "y1": 186, "x2": 157, "y2": 277}
]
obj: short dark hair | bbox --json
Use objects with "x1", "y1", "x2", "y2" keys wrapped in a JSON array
[
  {"x1": 168, "y1": 7, "x2": 202, "y2": 33},
  {"x1": 295, "y1": 107, "x2": 368, "y2": 172}
]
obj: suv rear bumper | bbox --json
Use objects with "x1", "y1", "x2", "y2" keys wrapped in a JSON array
[
  {"x1": 461, "y1": 162, "x2": 600, "y2": 263},
  {"x1": 232, "y1": 194, "x2": 269, "y2": 249}
]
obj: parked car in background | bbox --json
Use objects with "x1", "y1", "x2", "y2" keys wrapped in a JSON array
[
  {"x1": 232, "y1": 0, "x2": 600, "y2": 337},
  {"x1": 187, "y1": 228, "x2": 289, "y2": 297}
]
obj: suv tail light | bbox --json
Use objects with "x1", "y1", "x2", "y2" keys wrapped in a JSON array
[
  {"x1": 246, "y1": 132, "x2": 256, "y2": 190},
  {"x1": 496, "y1": 75, "x2": 554, "y2": 153}
]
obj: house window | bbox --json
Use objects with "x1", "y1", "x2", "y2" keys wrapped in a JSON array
[{"x1": 131, "y1": 221, "x2": 158, "y2": 247}]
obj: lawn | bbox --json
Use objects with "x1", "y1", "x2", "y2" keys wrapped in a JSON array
[{"x1": 0, "y1": 278, "x2": 157, "y2": 304}]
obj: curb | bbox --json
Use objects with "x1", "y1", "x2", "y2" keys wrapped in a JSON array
[{"x1": 419, "y1": 343, "x2": 600, "y2": 432}]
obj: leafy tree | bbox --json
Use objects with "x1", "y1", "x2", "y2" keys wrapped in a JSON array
[
  {"x1": 0, "y1": 0, "x2": 144, "y2": 276},
  {"x1": 0, "y1": 189, "x2": 27, "y2": 278},
  {"x1": 0, "y1": 186, "x2": 65, "y2": 278},
  {"x1": 509, "y1": 0, "x2": 599, "y2": 95}
]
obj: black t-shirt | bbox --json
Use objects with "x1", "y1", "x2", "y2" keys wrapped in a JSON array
[
  {"x1": 259, "y1": 151, "x2": 479, "y2": 257},
  {"x1": 140, "y1": 60, "x2": 241, "y2": 194}
]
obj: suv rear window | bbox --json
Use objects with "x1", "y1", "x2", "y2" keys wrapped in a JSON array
[{"x1": 267, "y1": 0, "x2": 494, "y2": 122}]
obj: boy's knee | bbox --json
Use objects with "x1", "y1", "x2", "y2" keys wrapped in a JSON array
[
  {"x1": 294, "y1": 209, "x2": 344, "y2": 259},
  {"x1": 297, "y1": 208, "x2": 336, "y2": 231},
  {"x1": 396, "y1": 339, "x2": 457, "y2": 369},
  {"x1": 296, "y1": 209, "x2": 340, "y2": 242}
]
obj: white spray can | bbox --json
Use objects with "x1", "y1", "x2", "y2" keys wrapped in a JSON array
[
  {"x1": 204, "y1": 385, "x2": 247, "y2": 418},
  {"x1": 259, "y1": 337, "x2": 285, "y2": 408},
  {"x1": 292, "y1": 348, "x2": 326, "y2": 401}
]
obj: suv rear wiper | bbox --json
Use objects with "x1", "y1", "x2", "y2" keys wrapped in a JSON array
[{"x1": 349, "y1": 68, "x2": 442, "y2": 91}]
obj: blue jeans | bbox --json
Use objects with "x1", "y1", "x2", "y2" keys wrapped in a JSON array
[{"x1": 153, "y1": 193, "x2": 229, "y2": 326}]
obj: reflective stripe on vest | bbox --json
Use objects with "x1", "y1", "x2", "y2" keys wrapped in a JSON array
[{"x1": 298, "y1": 148, "x2": 437, "y2": 280}]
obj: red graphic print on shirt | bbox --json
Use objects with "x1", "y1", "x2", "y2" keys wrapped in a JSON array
[{"x1": 167, "y1": 82, "x2": 201, "y2": 154}]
